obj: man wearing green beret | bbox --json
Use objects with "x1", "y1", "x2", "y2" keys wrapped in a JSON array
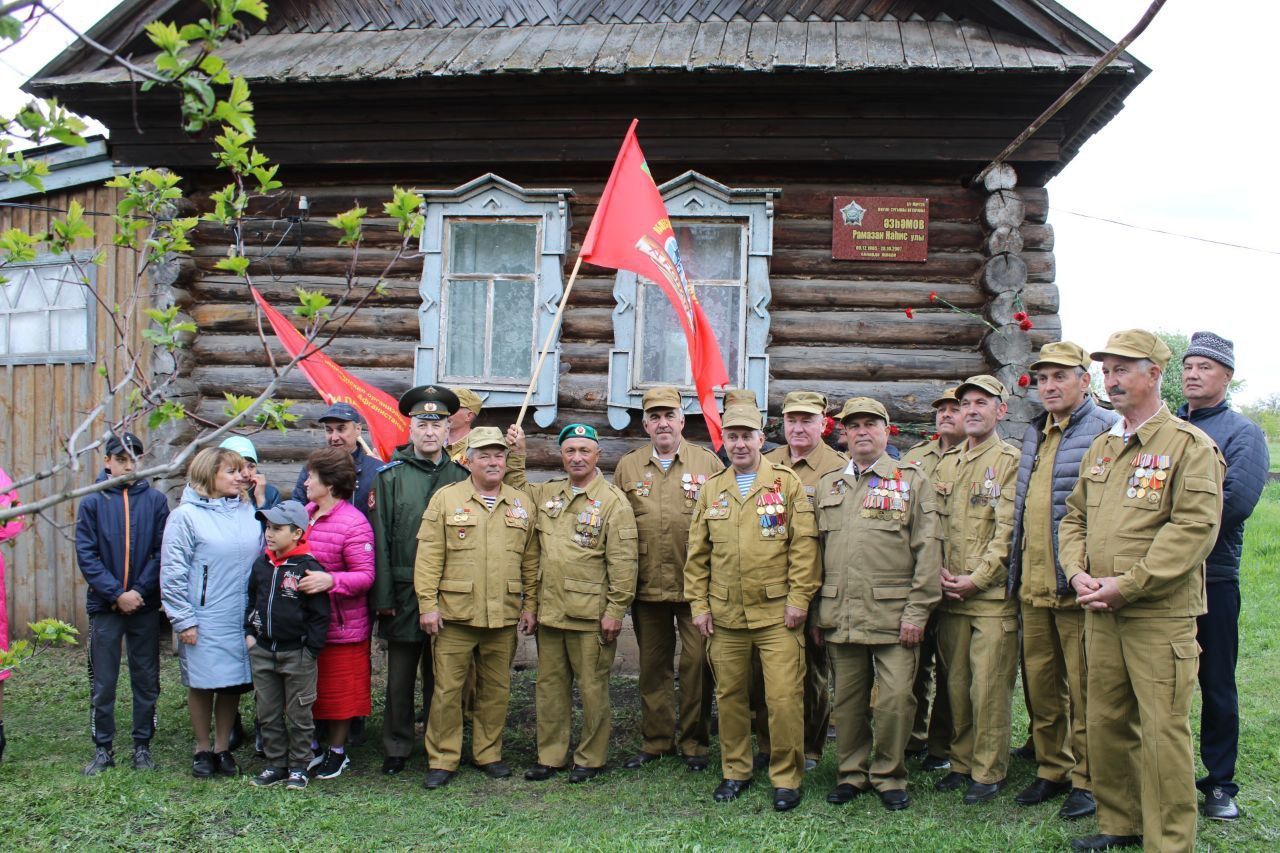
[
  {"x1": 504, "y1": 421, "x2": 638, "y2": 782},
  {"x1": 1059, "y1": 330, "x2": 1224, "y2": 852}
]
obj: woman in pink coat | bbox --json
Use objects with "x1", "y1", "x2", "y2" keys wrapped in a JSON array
[
  {"x1": 0, "y1": 467, "x2": 27, "y2": 762},
  {"x1": 296, "y1": 447, "x2": 375, "y2": 780}
]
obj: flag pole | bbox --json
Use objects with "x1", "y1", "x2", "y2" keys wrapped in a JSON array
[{"x1": 516, "y1": 255, "x2": 583, "y2": 429}]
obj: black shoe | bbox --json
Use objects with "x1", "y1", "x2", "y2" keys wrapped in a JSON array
[
  {"x1": 476, "y1": 760, "x2": 512, "y2": 779},
  {"x1": 904, "y1": 747, "x2": 928, "y2": 762},
  {"x1": 1070, "y1": 835, "x2": 1142, "y2": 851},
  {"x1": 253, "y1": 766, "x2": 289, "y2": 787},
  {"x1": 568, "y1": 764, "x2": 603, "y2": 783},
  {"x1": 1059, "y1": 788, "x2": 1097, "y2": 820},
  {"x1": 83, "y1": 746, "x2": 115, "y2": 776},
  {"x1": 1011, "y1": 742, "x2": 1036, "y2": 761},
  {"x1": 623, "y1": 751, "x2": 662, "y2": 769},
  {"x1": 423, "y1": 768, "x2": 455, "y2": 789},
  {"x1": 286, "y1": 770, "x2": 309, "y2": 790},
  {"x1": 524, "y1": 763, "x2": 564, "y2": 781},
  {"x1": 713, "y1": 778, "x2": 752, "y2": 802},
  {"x1": 1015, "y1": 777, "x2": 1071, "y2": 805},
  {"x1": 683, "y1": 754, "x2": 709, "y2": 772},
  {"x1": 826, "y1": 783, "x2": 868, "y2": 805},
  {"x1": 131, "y1": 744, "x2": 157, "y2": 771},
  {"x1": 879, "y1": 789, "x2": 910, "y2": 811},
  {"x1": 382, "y1": 756, "x2": 407, "y2": 776},
  {"x1": 253, "y1": 721, "x2": 265, "y2": 759},
  {"x1": 214, "y1": 749, "x2": 239, "y2": 777},
  {"x1": 309, "y1": 748, "x2": 349, "y2": 779},
  {"x1": 191, "y1": 750, "x2": 216, "y2": 779},
  {"x1": 1203, "y1": 786, "x2": 1240, "y2": 820},
  {"x1": 921, "y1": 754, "x2": 951, "y2": 772},
  {"x1": 773, "y1": 787, "x2": 802, "y2": 812},
  {"x1": 934, "y1": 771, "x2": 970, "y2": 792},
  {"x1": 752, "y1": 752, "x2": 770, "y2": 771},
  {"x1": 228, "y1": 713, "x2": 246, "y2": 751},
  {"x1": 348, "y1": 717, "x2": 367, "y2": 747},
  {"x1": 963, "y1": 779, "x2": 1005, "y2": 804}
]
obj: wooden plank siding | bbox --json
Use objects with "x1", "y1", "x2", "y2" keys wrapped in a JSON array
[{"x1": 0, "y1": 184, "x2": 149, "y2": 635}]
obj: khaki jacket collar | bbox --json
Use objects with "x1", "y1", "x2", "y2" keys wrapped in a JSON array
[{"x1": 958, "y1": 432, "x2": 1000, "y2": 463}]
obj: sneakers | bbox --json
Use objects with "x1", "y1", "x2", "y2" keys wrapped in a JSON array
[
  {"x1": 192, "y1": 750, "x2": 217, "y2": 779},
  {"x1": 131, "y1": 744, "x2": 157, "y2": 771},
  {"x1": 214, "y1": 749, "x2": 239, "y2": 777},
  {"x1": 308, "y1": 748, "x2": 350, "y2": 779},
  {"x1": 253, "y1": 766, "x2": 290, "y2": 787},
  {"x1": 286, "y1": 770, "x2": 309, "y2": 790},
  {"x1": 83, "y1": 746, "x2": 116, "y2": 776}
]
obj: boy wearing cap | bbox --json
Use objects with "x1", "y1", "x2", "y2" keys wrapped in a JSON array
[
  {"x1": 761, "y1": 390, "x2": 846, "y2": 770},
  {"x1": 930, "y1": 375, "x2": 1021, "y2": 805},
  {"x1": 614, "y1": 386, "x2": 723, "y2": 773},
  {"x1": 1177, "y1": 331, "x2": 1268, "y2": 822},
  {"x1": 292, "y1": 402, "x2": 382, "y2": 521},
  {"x1": 445, "y1": 387, "x2": 484, "y2": 465},
  {"x1": 76, "y1": 432, "x2": 171, "y2": 776},
  {"x1": 504, "y1": 422, "x2": 638, "y2": 783},
  {"x1": 246, "y1": 501, "x2": 331, "y2": 790},
  {"x1": 1059, "y1": 330, "x2": 1224, "y2": 852},
  {"x1": 1007, "y1": 342, "x2": 1118, "y2": 820},
  {"x1": 415, "y1": 427, "x2": 539, "y2": 789},
  {"x1": 814, "y1": 397, "x2": 940, "y2": 811}
]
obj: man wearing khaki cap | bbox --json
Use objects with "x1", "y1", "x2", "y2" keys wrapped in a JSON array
[
  {"x1": 1059, "y1": 330, "x2": 1224, "y2": 852},
  {"x1": 1008, "y1": 342, "x2": 1118, "y2": 820},
  {"x1": 446, "y1": 388, "x2": 485, "y2": 465},
  {"x1": 615, "y1": 386, "x2": 724, "y2": 773},
  {"x1": 902, "y1": 386, "x2": 963, "y2": 772},
  {"x1": 685, "y1": 404, "x2": 820, "y2": 811},
  {"x1": 814, "y1": 397, "x2": 941, "y2": 811},
  {"x1": 930, "y1": 375, "x2": 1021, "y2": 805},
  {"x1": 762, "y1": 390, "x2": 846, "y2": 770}
]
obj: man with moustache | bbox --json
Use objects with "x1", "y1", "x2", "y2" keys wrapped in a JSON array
[{"x1": 292, "y1": 402, "x2": 382, "y2": 521}]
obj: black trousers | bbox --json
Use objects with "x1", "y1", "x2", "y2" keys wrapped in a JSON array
[
  {"x1": 88, "y1": 610, "x2": 162, "y2": 748},
  {"x1": 1196, "y1": 580, "x2": 1240, "y2": 797}
]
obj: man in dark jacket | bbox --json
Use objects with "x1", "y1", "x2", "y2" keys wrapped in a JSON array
[
  {"x1": 291, "y1": 402, "x2": 382, "y2": 521},
  {"x1": 74, "y1": 432, "x2": 171, "y2": 776},
  {"x1": 369, "y1": 386, "x2": 469, "y2": 775},
  {"x1": 1177, "y1": 331, "x2": 1269, "y2": 821},
  {"x1": 1008, "y1": 342, "x2": 1119, "y2": 820}
]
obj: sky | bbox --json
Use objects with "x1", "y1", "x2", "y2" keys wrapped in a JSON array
[{"x1": 2, "y1": 1, "x2": 1277, "y2": 406}]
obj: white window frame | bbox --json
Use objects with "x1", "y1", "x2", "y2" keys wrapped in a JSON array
[
  {"x1": 607, "y1": 172, "x2": 778, "y2": 430},
  {"x1": 415, "y1": 175, "x2": 573, "y2": 428},
  {"x1": 0, "y1": 251, "x2": 96, "y2": 365}
]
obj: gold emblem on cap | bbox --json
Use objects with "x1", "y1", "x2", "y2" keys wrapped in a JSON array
[{"x1": 573, "y1": 425, "x2": 586, "y2": 436}]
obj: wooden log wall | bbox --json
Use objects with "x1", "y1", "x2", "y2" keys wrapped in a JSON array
[
  {"x1": 175, "y1": 164, "x2": 1057, "y2": 491},
  {"x1": 0, "y1": 186, "x2": 148, "y2": 635}
]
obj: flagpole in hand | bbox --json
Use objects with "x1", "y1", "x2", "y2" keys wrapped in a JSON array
[{"x1": 516, "y1": 255, "x2": 583, "y2": 430}]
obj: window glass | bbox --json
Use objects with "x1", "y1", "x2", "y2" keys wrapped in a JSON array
[
  {"x1": 445, "y1": 278, "x2": 486, "y2": 378},
  {"x1": 449, "y1": 221, "x2": 538, "y2": 275},
  {"x1": 490, "y1": 279, "x2": 534, "y2": 380}
]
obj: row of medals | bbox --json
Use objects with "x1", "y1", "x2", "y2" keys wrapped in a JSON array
[
  {"x1": 1127, "y1": 453, "x2": 1169, "y2": 504},
  {"x1": 969, "y1": 466, "x2": 1002, "y2": 508},
  {"x1": 757, "y1": 486, "x2": 788, "y2": 537},
  {"x1": 862, "y1": 474, "x2": 910, "y2": 520},
  {"x1": 573, "y1": 498, "x2": 604, "y2": 547},
  {"x1": 631, "y1": 472, "x2": 707, "y2": 508}
]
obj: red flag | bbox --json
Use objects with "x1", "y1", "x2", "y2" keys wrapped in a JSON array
[
  {"x1": 250, "y1": 287, "x2": 408, "y2": 461},
  {"x1": 581, "y1": 119, "x2": 732, "y2": 449}
]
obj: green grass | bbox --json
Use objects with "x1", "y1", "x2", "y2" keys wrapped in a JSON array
[
  {"x1": 1267, "y1": 441, "x2": 1278, "y2": 472},
  {"x1": 3, "y1": 489, "x2": 1279, "y2": 850}
]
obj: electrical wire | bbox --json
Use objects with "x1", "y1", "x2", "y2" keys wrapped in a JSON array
[{"x1": 1058, "y1": 209, "x2": 1280, "y2": 257}]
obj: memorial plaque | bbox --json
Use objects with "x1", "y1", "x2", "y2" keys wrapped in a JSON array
[{"x1": 832, "y1": 196, "x2": 929, "y2": 262}]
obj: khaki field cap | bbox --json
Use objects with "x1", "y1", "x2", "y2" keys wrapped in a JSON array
[
  {"x1": 721, "y1": 405, "x2": 763, "y2": 431},
  {"x1": 452, "y1": 387, "x2": 484, "y2": 415},
  {"x1": 1031, "y1": 341, "x2": 1091, "y2": 371},
  {"x1": 1091, "y1": 329, "x2": 1173, "y2": 371},
  {"x1": 466, "y1": 426, "x2": 507, "y2": 451},
  {"x1": 781, "y1": 390, "x2": 827, "y2": 415},
  {"x1": 931, "y1": 387, "x2": 959, "y2": 408},
  {"x1": 955, "y1": 374, "x2": 1008, "y2": 401},
  {"x1": 722, "y1": 388, "x2": 759, "y2": 408},
  {"x1": 642, "y1": 386, "x2": 682, "y2": 411},
  {"x1": 837, "y1": 397, "x2": 889, "y2": 423}
]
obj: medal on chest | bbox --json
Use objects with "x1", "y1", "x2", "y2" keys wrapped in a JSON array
[
  {"x1": 1127, "y1": 453, "x2": 1170, "y2": 504},
  {"x1": 970, "y1": 466, "x2": 1001, "y2": 507},
  {"x1": 632, "y1": 476, "x2": 652, "y2": 498},
  {"x1": 861, "y1": 471, "x2": 910, "y2": 520},
  {"x1": 829, "y1": 479, "x2": 849, "y2": 496},
  {"x1": 506, "y1": 498, "x2": 528, "y2": 521},
  {"x1": 543, "y1": 494, "x2": 567, "y2": 518},
  {"x1": 682, "y1": 472, "x2": 707, "y2": 507},
  {"x1": 1089, "y1": 456, "x2": 1113, "y2": 476},
  {"x1": 757, "y1": 478, "x2": 788, "y2": 537},
  {"x1": 705, "y1": 491, "x2": 731, "y2": 519},
  {"x1": 573, "y1": 498, "x2": 604, "y2": 547}
]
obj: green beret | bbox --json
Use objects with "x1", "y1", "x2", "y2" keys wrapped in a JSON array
[{"x1": 558, "y1": 423, "x2": 599, "y2": 445}]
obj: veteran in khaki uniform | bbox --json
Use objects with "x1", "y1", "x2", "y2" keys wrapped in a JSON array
[
  {"x1": 685, "y1": 405, "x2": 821, "y2": 812},
  {"x1": 615, "y1": 386, "x2": 724, "y2": 772},
  {"x1": 760, "y1": 391, "x2": 846, "y2": 769},
  {"x1": 504, "y1": 422, "x2": 638, "y2": 783},
  {"x1": 415, "y1": 428, "x2": 540, "y2": 789},
  {"x1": 445, "y1": 387, "x2": 484, "y2": 465},
  {"x1": 814, "y1": 398, "x2": 941, "y2": 811},
  {"x1": 901, "y1": 386, "x2": 963, "y2": 772},
  {"x1": 1059, "y1": 331, "x2": 1224, "y2": 853},
  {"x1": 931, "y1": 375, "x2": 1021, "y2": 805}
]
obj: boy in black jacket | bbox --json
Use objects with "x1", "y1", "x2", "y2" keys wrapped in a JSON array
[
  {"x1": 246, "y1": 501, "x2": 330, "y2": 790},
  {"x1": 75, "y1": 431, "x2": 171, "y2": 776}
]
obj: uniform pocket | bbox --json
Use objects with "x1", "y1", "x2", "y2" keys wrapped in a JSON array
[
  {"x1": 437, "y1": 577, "x2": 475, "y2": 621},
  {"x1": 445, "y1": 521, "x2": 478, "y2": 551},
  {"x1": 709, "y1": 581, "x2": 729, "y2": 601},
  {"x1": 563, "y1": 577, "x2": 603, "y2": 620},
  {"x1": 764, "y1": 582, "x2": 789, "y2": 600},
  {"x1": 1171, "y1": 640, "x2": 1199, "y2": 716},
  {"x1": 708, "y1": 518, "x2": 731, "y2": 543},
  {"x1": 504, "y1": 579, "x2": 524, "y2": 620}
]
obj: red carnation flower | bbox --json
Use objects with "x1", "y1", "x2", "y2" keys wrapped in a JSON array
[
  {"x1": 1017, "y1": 374, "x2": 1030, "y2": 388},
  {"x1": 822, "y1": 415, "x2": 834, "y2": 438},
  {"x1": 931, "y1": 432, "x2": 940, "y2": 441},
  {"x1": 929, "y1": 291, "x2": 938, "y2": 301},
  {"x1": 889, "y1": 425, "x2": 901, "y2": 436},
  {"x1": 1019, "y1": 318, "x2": 1034, "y2": 331},
  {"x1": 904, "y1": 307, "x2": 914, "y2": 319},
  {"x1": 1013, "y1": 311, "x2": 1028, "y2": 322}
]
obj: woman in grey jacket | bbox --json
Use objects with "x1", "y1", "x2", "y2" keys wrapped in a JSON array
[{"x1": 161, "y1": 447, "x2": 264, "y2": 778}]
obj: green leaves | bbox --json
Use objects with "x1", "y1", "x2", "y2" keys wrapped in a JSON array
[
  {"x1": 213, "y1": 253, "x2": 251, "y2": 276},
  {"x1": 0, "y1": 228, "x2": 43, "y2": 264},
  {"x1": 147, "y1": 399, "x2": 187, "y2": 430},
  {"x1": 0, "y1": 619, "x2": 79, "y2": 676},
  {"x1": 329, "y1": 206, "x2": 367, "y2": 247},
  {"x1": 223, "y1": 394, "x2": 299, "y2": 434},
  {"x1": 143, "y1": 306, "x2": 197, "y2": 351},
  {"x1": 384, "y1": 187, "x2": 425, "y2": 238},
  {"x1": 47, "y1": 200, "x2": 94, "y2": 255},
  {"x1": 293, "y1": 287, "x2": 332, "y2": 321}
]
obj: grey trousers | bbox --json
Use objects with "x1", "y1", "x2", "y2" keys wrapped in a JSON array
[
  {"x1": 250, "y1": 644, "x2": 318, "y2": 770},
  {"x1": 88, "y1": 610, "x2": 162, "y2": 748}
]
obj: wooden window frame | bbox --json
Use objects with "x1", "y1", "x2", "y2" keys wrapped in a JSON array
[{"x1": 0, "y1": 251, "x2": 97, "y2": 365}]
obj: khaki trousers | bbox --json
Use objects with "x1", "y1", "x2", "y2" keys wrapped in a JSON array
[
  {"x1": 535, "y1": 625, "x2": 617, "y2": 769},
  {"x1": 1086, "y1": 613, "x2": 1199, "y2": 852},
  {"x1": 426, "y1": 622, "x2": 518, "y2": 771},
  {"x1": 937, "y1": 611, "x2": 1019, "y2": 784},
  {"x1": 249, "y1": 645, "x2": 317, "y2": 771},
  {"x1": 906, "y1": 608, "x2": 952, "y2": 757},
  {"x1": 750, "y1": 630, "x2": 830, "y2": 761},
  {"x1": 709, "y1": 623, "x2": 806, "y2": 789},
  {"x1": 632, "y1": 600, "x2": 713, "y2": 757},
  {"x1": 830, "y1": 641, "x2": 920, "y2": 792},
  {"x1": 1022, "y1": 603, "x2": 1089, "y2": 788}
]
